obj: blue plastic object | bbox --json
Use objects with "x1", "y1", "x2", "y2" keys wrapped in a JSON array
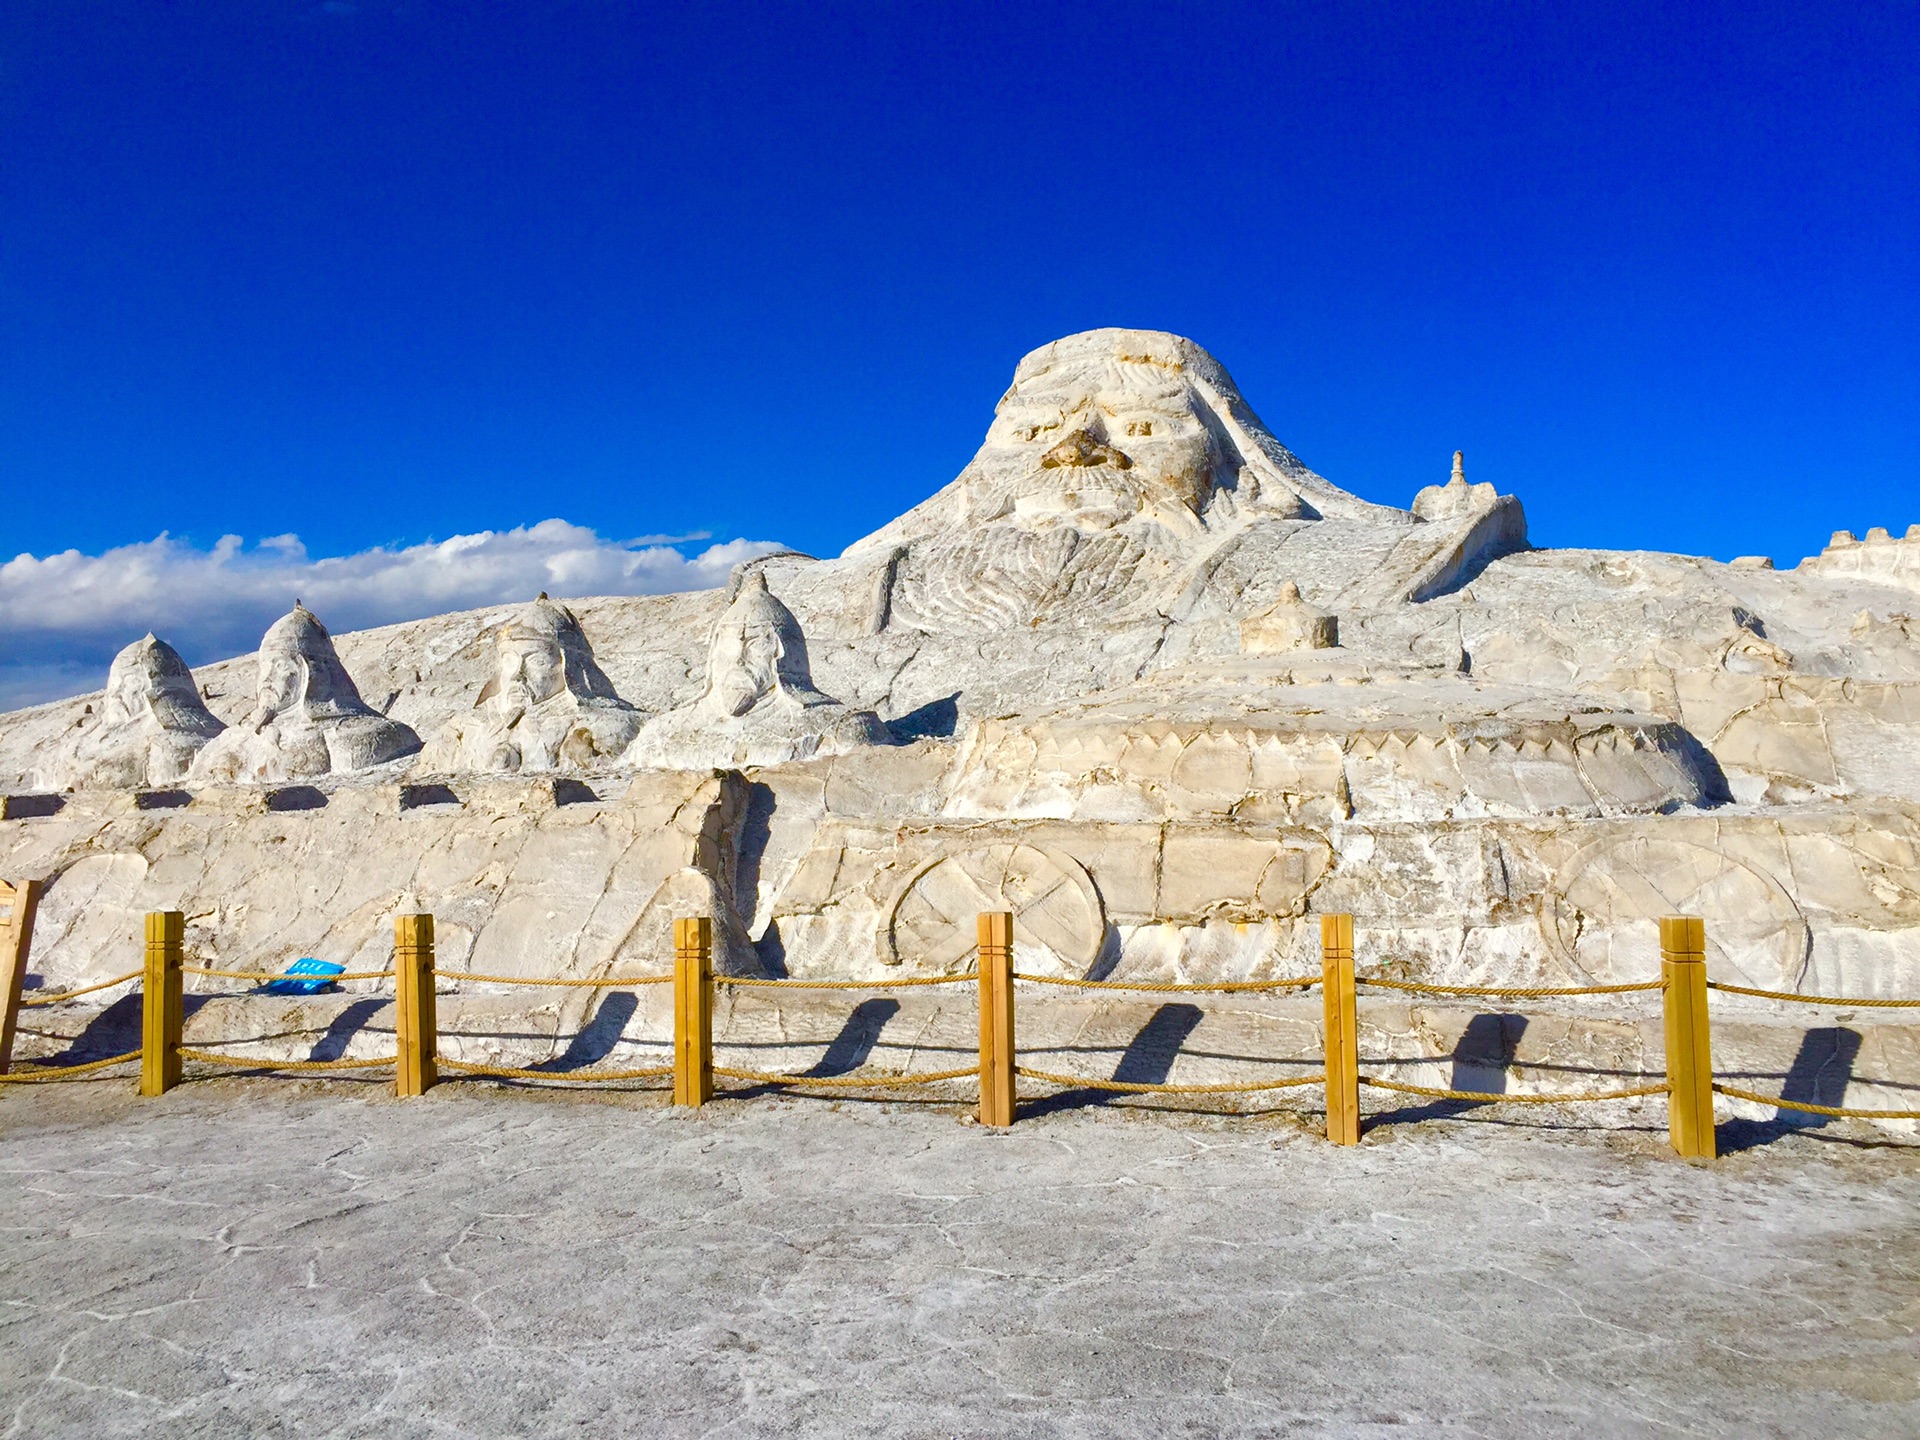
[{"x1": 258, "y1": 958, "x2": 345, "y2": 996}]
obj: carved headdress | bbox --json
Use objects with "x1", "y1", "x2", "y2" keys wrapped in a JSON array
[{"x1": 32, "y1": 634, "x2": 225, "y2": 790}]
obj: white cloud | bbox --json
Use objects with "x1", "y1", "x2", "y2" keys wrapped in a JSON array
[{"x1": 0, "y1": 520, "x2": 788, "y2": 710}]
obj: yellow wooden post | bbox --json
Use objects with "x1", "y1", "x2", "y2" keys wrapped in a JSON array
[
  {"x1": 1321, "y1": 913, "x2": 1359, "y2": 1145},
  {"x1": 394, "y1": 913, "x2": 438, "y2": 1097},
  {"x1": 673, "y1": 916, "x2": 713, "y2": 1107},
  {"x1": 1661, "y1": 915, "x2": 1715, "y2": 1159},
  {"x1": 0, "y1": 878, "x2": 44, "y2": 1075},
  {"x1": 141, "y1": 911, "x2": 184, "y2": 1096},
  {"x1": 977, "y1": 911, "x2": 1015, "y2": 1127}
]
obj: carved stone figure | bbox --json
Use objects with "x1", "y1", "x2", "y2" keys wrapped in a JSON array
[
  {"x1": 622, "y1": 571, "x2": 886, "y2": 770},
  {"x1": 33, "y1": 635, "x2": 225, "y2": 791},
  {"x1": 1240, "y1": 581, "x2": 1339, "y2": 654},
  {"x1": 8, "y1": 328, "x2": 1920, "y2": 1044},
  {"x1": 842, "y1": 329, "x2": 1415, "y2": 633},
  {"x1": 190, "y1": 604, "x2": 420, "y2": 783},
  {"x1": 421, "y1": 595, "x2": 641, "y2": 773}
]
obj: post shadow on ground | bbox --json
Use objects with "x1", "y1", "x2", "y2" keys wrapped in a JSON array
[
  {"x1": 720, "y1": 997, "x2": 903, "y2": 1097},
  {"x1": 1363, "y1": 1013, "x2": 1527, "y2": 1132},
  {"x1": 532, "y1": 992, "x2": 640, "y2": 1073},
  {"x1": 34, "y1": 990, "x2": 217, "y2": 1066},
  {"x1": 1718, "y1": 1026, "x2": 1864, "y2": 1154},
  {"x1": 806, "y1": 998, "x2": 900, "y2": 1077},
  {"x1": 1021, "y1": 1002, "x2": 1205, "y2": 1118},
  {"x1": 309, "y1": 997, "x2": 390, "y2": 1063}
]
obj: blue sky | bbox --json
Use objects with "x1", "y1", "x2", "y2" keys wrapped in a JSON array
[{"x1": 2, "y1": 1, "x2": 1916, "y2": 705}]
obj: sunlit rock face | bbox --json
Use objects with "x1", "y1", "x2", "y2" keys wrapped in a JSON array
[
  {"x1": 31, "y1": 635, "x2": 225, "y2": 791},
  {"x1": 846, "y1": 329, "x2": 1415, "y2": 632},
  {"x1": 621, "y1": 571, "x2": 887, "y2": 771},
  {"x1": 420, "y1": 596, "x2": 640, "y2": 774},
  {"x1": 4, "y1": 328, "x2": 1918, "y2": 1040},
  {"x1": 190, "y1": 604, "x2": 422, "y2": 783}
]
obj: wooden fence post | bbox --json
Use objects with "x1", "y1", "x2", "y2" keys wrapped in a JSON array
[
  {"x1": 141, "y1": 911, "x2": 183, "y2": 1096},
  {"x1": 673, "y1": 916, "x2": 713, "y2": 1107},
  {"x1": 395, "y1": 913, "x2": 438, "y2": 1097},
  {"x1": 1321, "y1": 913, "x2": 1359, "y2": 1145},
  {"x1": 0, "y1": 878, "x2": 43, "y2": 1075},
  {"x1": 977, "y1": 911, "x2": 1015, "y2": 1127},
  {"x1": 1661, "y1": 915, "x2": 1715, "y2": 1159}
]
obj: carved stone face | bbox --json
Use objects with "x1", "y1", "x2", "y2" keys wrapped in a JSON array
[
  {"x1": 257, "y1": 649, "x2": 306, "y2": 716},
  {"x1": 103, "y1": 655, "x2": 155, "y2": 727},
  {"x1": 251, "y1": 604, "x2": 380, "y2": 722},
  {"x1": 977, "y1": 347, "x2": 1221, "y2": 524},
  {"x1": 702, "y1": 572, "x2": 817, "y2": 719},
  {"x1": 495, "y1": 631, "x2": 567, "y2": 710},
  {"x1": 710, "y1": 616, "x2": 782, "y2": 717}
]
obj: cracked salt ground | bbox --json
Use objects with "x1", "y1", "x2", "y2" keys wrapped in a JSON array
[{"x1": 1, "y1": 1084, "x2": 1916, "y2": 1438}]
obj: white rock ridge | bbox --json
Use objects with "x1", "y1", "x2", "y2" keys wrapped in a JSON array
[{"x1": 2, "y1": 329, "x2": 1916, "y2": 1017}]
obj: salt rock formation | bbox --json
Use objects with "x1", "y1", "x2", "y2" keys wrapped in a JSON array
[
  {"x1": 623, "y1": 571, "x2": 886, "y2": 770},
  {"x1": 190, "y1": 604, "x2": 421, "y2": 783},
  {"x1": 1240, "y1": 582, "x2": 1338, "y2": 654},
  {"x1": 1799, "y1": 525, "x2": 1920, "y2": 591},
  {"x1": 31, "y1": 635, "x2": 225, "y2": 791},
  {"x1": 5, "y1": 328, "x2": 1920, "y2": 1052},
  {"x1": 845, "y1": 329, "x2": 1412, "y2": 636},
  {"x1": 421, "y1": 595, "x2": 640, "y2": 773}
]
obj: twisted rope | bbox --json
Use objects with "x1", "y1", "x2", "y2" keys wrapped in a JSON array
[
  {"x1": 1360, "y1": 1076, "x2": 1669, "y2": 1103},
  {"x1": 19, "y1": 971, "x2": 143, "y2": 1006},
  {"x1": 1013, "y1": 973, "x2": 1319, "y2": 994},
  {"x1": 717, "y1": 975, "x2": 976, "y2": 990},
  {"x1": 182, "y1": 966, "x2": 394, "y2": 983},
  {"x1": 432, "y1": 970, "x2": 672, "y2": 987},
  {"x1": 0, "y1": 1050, "x2": 141, "y2": 1082},
  {"x1": 713, "y1": 1065, "x2": 978, "y2": 1088},
  {"x1": 439, "y1": 1058, "x2": 673, "y2": 1082},
  {"x1": 176, "y1": 1048, "x2": 395, "y2": 1072},
  {"x1": 1707, "y1": 982, "x2": 1920, "y2": 1008},
  {"x1": 1013, "y1": 1066, "x2": 1326, "y2": 1095},
  {"x1": 1357, "y1": 977, "x2": 1664, "y2": 998},
  {"x1": 1712, "y1": 1083, "x2": 1920, "y2": 1120}
]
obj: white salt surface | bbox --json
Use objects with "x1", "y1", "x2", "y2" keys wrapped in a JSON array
[{"x1": 2, "y1": 1083, "x2": 1916, "y2": 1437}]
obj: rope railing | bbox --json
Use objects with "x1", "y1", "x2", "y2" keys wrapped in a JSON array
[
  {"x1": 19, "y1": 970, "x2": 143, "y2": 1006},
  {"x1": 432, "y1": 969, "x2": 672, "y2": 987},
  {"x1": 1012, "y1": 973, "x2": 1319, "y2": 994},
  {"x1": 1710, "y1": 1082, "x2": 1920, "y2": 1121},
  {"x1": 1354, "y1": 1053, "x2": 1671, "y2": 1105},
  {"x1": 176, "y1": 1048, "x2": 396, "y2": 1073},
  {"x1": 1359, "y1": 1076, "x2": 1671, "y2": 1104},
  {"x1": 0, "y1": 1050, "x2": 141, "y2": 1082},
  {"x1": 718, "y1": 974, "x2": 976, "y2": 990},
  {"x1": 5, "y1": 905, "x2": 1917, "y2": 1164},
  {"x1": 440, "y1": 1057, "x2": 673, "y2": 1083},
  {"x1": 1706, "y1": 981, "x2": 1920, "y2": 1007},
  {"x1": 1013, "y1": 1066, "x2": 1326, "y2": 1096},
  {"x1": 1357, "y1": 976, "x2": 1665, "y2": 998},
  {"x1": 181, "y1": 965, "x2": 395, "y2": 983},
  {"x1": 713, "y1": 1064, "x2": 977, "y2": 1089}
]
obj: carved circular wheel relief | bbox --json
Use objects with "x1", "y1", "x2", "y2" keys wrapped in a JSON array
[
  {"x1": 888, "y1": 844, "x2": 1105, "y2": 976},
  {"x1": 1545, "y1": 837, "x2": 1808, "y2": 990}
]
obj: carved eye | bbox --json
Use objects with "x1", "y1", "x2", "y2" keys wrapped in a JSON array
[{"x1": 1127, "y1": 421, "x2": 1153, "y2": 436}]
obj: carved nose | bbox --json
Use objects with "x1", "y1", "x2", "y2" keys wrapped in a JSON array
[{"x1": 1039, "y1": 428, "x2": 1132, "y2": 470}]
